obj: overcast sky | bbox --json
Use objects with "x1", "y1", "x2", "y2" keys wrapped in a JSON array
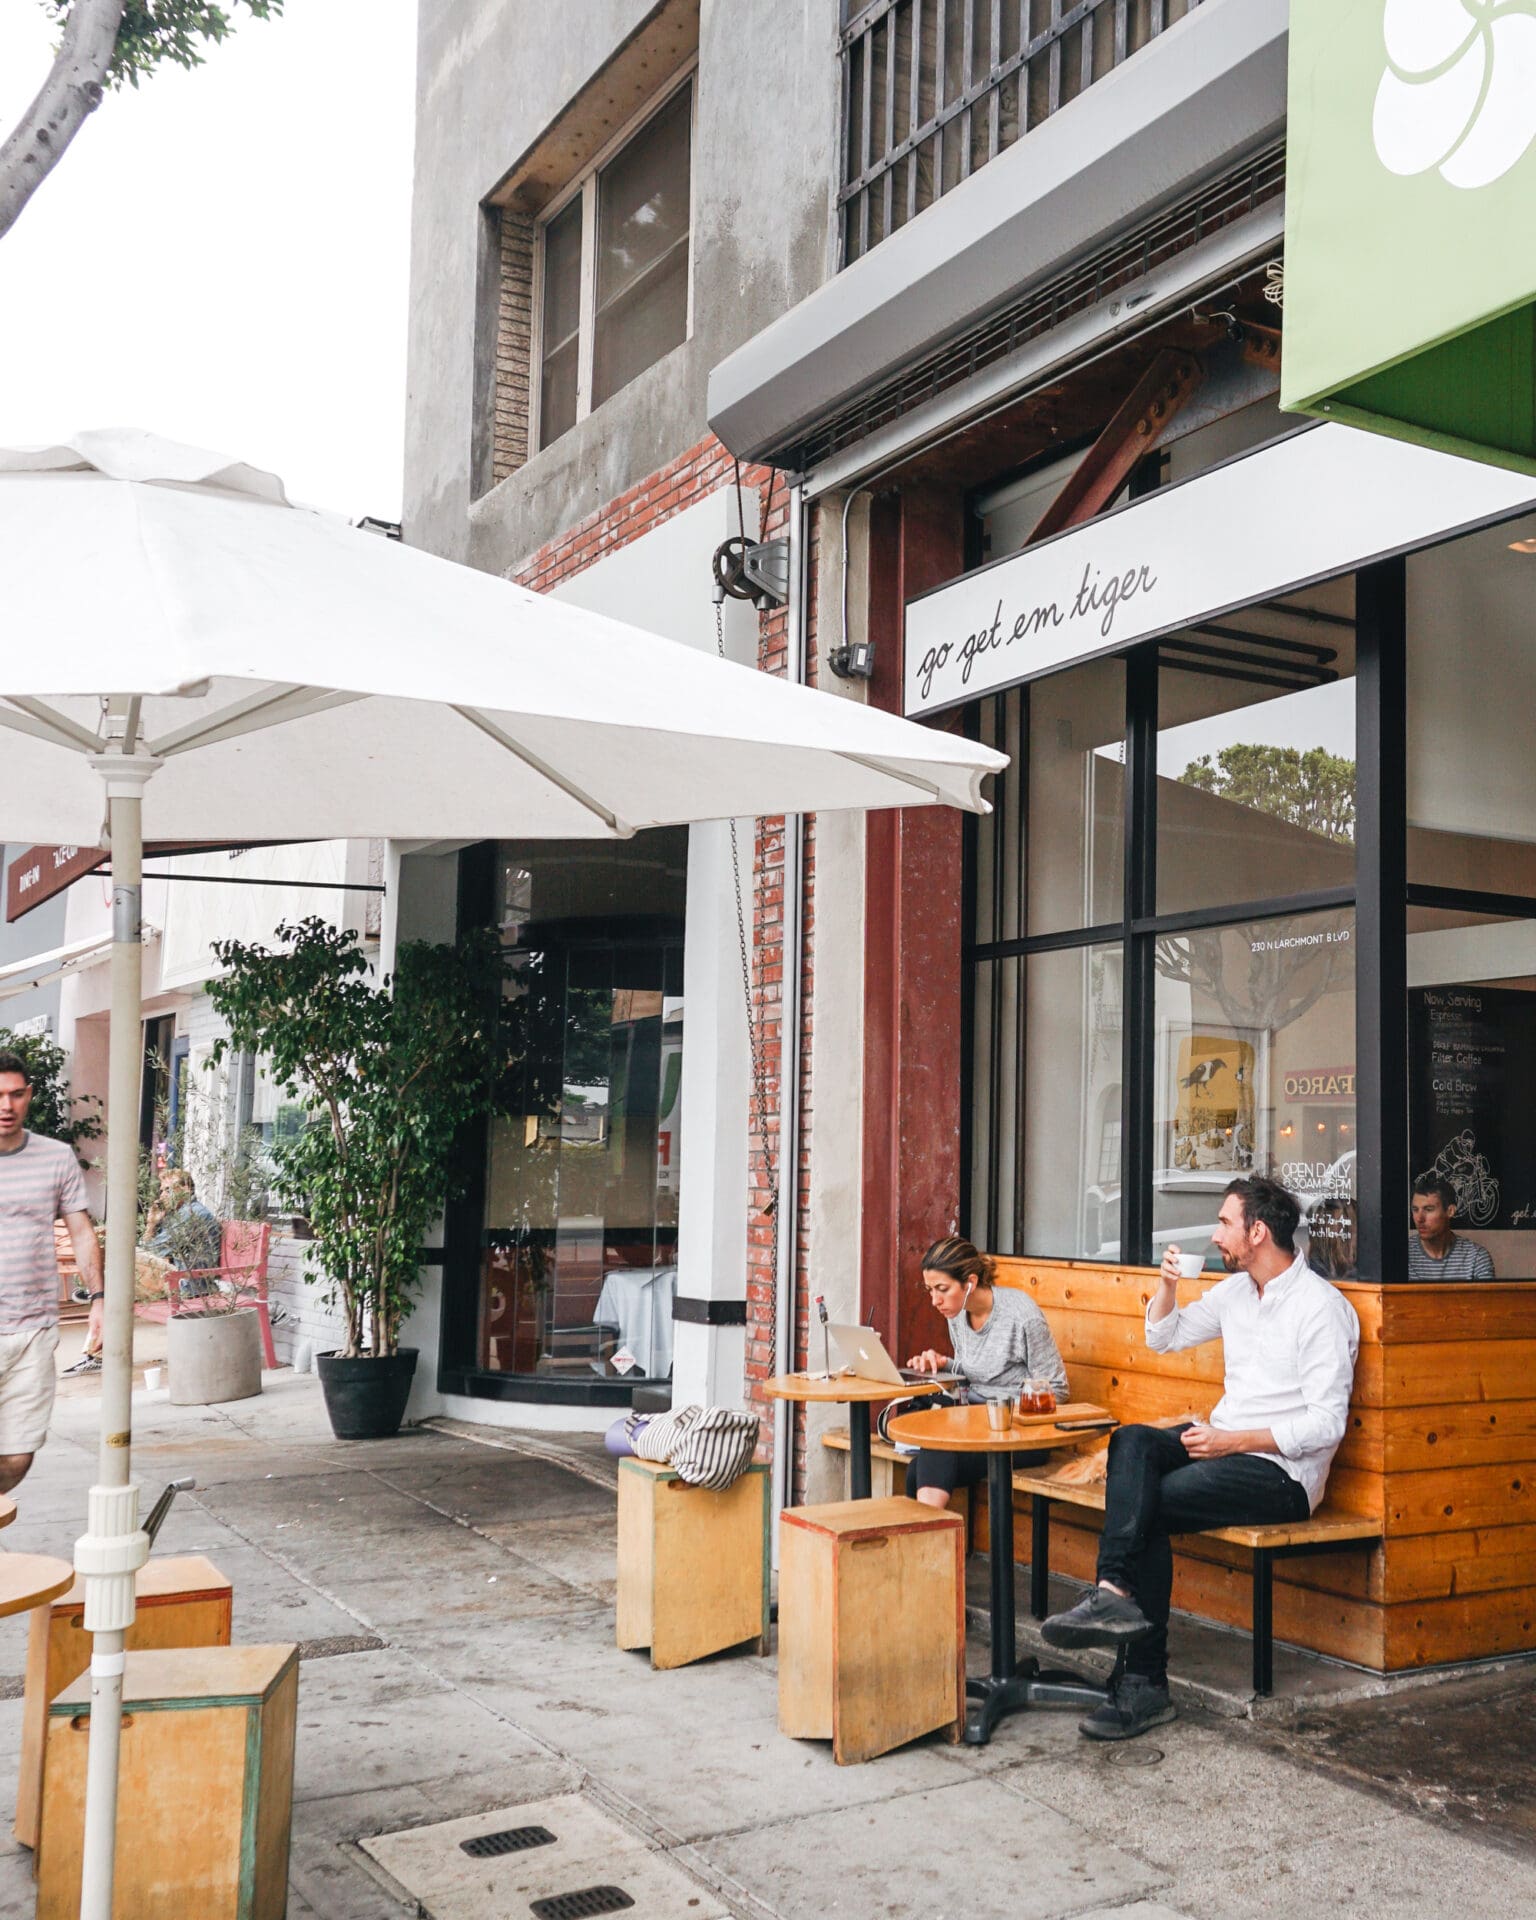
[{"x1": 0, "y1": 0, "x2": 415, "y2": 519}]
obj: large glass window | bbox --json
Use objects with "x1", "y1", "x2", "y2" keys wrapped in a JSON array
[
  {"x1": 536, "y1": 79, "x2": 692, "y2": 451},
  {"x1": 1405, "y1": 513, "x2": 1536, "y2": 1281},
  {"x1": 474, "y1": 833, "x2": 686, "y2": 1383},
  {"x1": 1153, "y1": 908, "x2": 1356, "y2": 1273},
  {"x1": 1157, "y1": 582, "x2": 1356, "y2": 914},
  {"x1": 967, "y1": 600, "x2": 1359, "y2": 1269},
  {"x1": 970, "y1": 944, "x2": 1121, "y2": 1258}
]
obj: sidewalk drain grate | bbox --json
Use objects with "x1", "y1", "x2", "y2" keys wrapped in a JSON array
[
  {"x1": 459, "y1": 1824, "x2": 557, "y2": 1859},
  {"x1": 529, "y1": 1887, "x2": 636, "y2": 1919}
]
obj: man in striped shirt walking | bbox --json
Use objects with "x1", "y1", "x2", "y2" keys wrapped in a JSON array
[
  {"x1": 0, "y1": 1051, "x2": 103, "y2": 1492},
  {"x1": 1409, "y1": 1175, "x2": 1495, "y2": 1281}
]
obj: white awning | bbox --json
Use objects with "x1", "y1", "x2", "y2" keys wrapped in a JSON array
[{"x1": 0, "y1": 931, "x2": 114, "y2": 1002}]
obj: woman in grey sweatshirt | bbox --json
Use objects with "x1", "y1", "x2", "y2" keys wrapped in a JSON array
[{"x1": 904, "y1": 1235, "x2": 1070, "y2": 1509}]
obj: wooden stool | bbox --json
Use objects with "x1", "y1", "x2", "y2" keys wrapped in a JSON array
[
  {"x1": 16, "y1": 1553, "x2": 234, "y2": 1850},
  {"x1": 36, "y1": 1644, "x2": 298, "y2": 1920},
  {"x1": 778, "y1": 1496, "x2": 964, "y2": 1764},
  {"x1": 616, "y1": 1457, "x2": 770, "y2": 1668}
]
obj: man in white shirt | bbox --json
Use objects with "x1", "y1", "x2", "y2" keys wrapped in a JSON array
[{"x1": 1041, "y1": 1174, "x2": 1359, "y2": 1741}]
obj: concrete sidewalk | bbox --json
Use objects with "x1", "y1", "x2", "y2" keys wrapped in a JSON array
[{"x1": 0, "y1": 1362, "x2": 1531, "y2": 1918}]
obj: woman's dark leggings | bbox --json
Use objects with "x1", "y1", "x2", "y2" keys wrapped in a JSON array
[{"x1": 906, "y1": 1446, "x2": 1052, "y2": 1498}]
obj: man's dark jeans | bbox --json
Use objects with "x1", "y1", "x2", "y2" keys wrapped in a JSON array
[{"x1": 1096, "y1": 1423, "x2": 1310, "y2": 1684}]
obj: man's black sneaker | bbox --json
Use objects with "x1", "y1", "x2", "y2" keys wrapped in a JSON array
[
  {"x1": 1041, "y1": 1585, "x2": 1153, "y2": 1649},
  {"x1": 1079, "y1": 1672, "x2": 1177, "y2": 1742},
  {"x1": 62, "y1": 1352, "x2": 102, "y2": 1377}
]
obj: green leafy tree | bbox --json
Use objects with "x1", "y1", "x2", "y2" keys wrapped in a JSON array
[
  {"x1": 1178, "y1": 743, "x2": 1356, "y2": 845},
  {"x1": 206, "y1": 918, "x2": 511, "y2": 1359},
  {"x1": 1, "y1": 1, "x2": 283, "y2": 241},
  {"x1": 0, "y1": 1025, "x2": 103, "y2": 1168}
]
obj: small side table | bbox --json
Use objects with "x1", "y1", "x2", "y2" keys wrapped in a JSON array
[
  {"x1": 16, "y1": 1553, "x2": 234, "y2": 1850},
  {"x1": 37, "y1": 1644, "x2": 298, "y2": 1920},
  {"x1": 762, "y1": 1373, "x2": 943, "y2": 1499},
  {"x1": 616, "y1": 1457, "x2": 771, "y2": 1668},
  {"x1": 886, "y1": 1404, "x2": 1114, "y2": 1745}
]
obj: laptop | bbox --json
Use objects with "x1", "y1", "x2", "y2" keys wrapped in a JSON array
[{"x1": 827, "y1": 1323, "x2": 956, "y2": 1386}]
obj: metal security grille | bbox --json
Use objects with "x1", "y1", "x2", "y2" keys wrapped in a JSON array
[
  {"x1": 459, "y1": 1825, "x2": 557, "y2": 1858},
  {"x1": 839, "y1": 0, "x2": 1206, "y2": 265},
  {"x1": 792, "y1": 137, "x2": 1283, "y2": 473},
  {"x1": 529, "y1": 1888, "x2": 636, "y2": 1920}
]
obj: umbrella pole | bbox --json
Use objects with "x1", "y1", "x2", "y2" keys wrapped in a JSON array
[{"x1": 76, "y1": 759, "x2": 157, "y2": 1920}]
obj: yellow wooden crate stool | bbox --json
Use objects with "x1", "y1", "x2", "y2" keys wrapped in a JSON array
[
  {"x1": 616, "y1": 1456, "x2": 770, "y2": 1668},
  {"x1": 778, "y1": 1495, "x2": 964, "y2": 1764},
  {"x1": 15, "y1": 1552, "x2": 234, "y2": 1852},
  {"x1": 36, "y1": 1643, "x2": 298, "y2": 1920}
]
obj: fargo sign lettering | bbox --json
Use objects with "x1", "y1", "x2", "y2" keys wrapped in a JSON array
[{"x1": 902, "y1": 425, "x2": 1536, "y2": 718}]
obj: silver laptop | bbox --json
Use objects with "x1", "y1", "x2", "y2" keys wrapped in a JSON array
[{"x1": 827, "y1": 1323, "x2": 955, "y2": 1386}]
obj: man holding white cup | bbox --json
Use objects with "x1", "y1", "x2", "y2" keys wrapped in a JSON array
[{"x1": 1039, "y1": 1174, "x2": 1359, "y2": 1742}]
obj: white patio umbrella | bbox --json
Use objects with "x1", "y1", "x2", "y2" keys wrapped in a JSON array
[{"x1": 0, "y1": 428, "x2": 1005, "y2": 1915}]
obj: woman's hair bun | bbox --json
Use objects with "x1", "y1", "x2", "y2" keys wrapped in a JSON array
[{"x1": 919, "y1": 1235, "x2": 994, "y2": 1287}]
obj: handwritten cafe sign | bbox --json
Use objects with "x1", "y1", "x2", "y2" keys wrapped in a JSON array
[{"x1": 903, "y1": 423, "x2": 1536, "y2": 718}]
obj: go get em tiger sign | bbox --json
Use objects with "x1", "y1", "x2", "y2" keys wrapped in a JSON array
[{"x1": 1282, "y1": 0, "x2": 1536, "y2": 474}]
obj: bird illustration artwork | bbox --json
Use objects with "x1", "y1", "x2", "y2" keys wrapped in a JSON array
[{"x1": 1180, "y1": 1058, "x2": 1228, "y2": 1098}]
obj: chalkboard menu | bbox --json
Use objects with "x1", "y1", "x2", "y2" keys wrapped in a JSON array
[{"x1": 1409, "y1": 985, "x2": 1536, "y2": 1232}]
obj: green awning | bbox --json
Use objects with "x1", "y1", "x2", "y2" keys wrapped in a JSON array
[{"x1": 1281, "y1": 0, "x2": 1536, "y2": 474}]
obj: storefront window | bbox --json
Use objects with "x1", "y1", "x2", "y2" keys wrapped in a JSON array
[
  {"x1": 1153, "y1": 908, "x2": 1356, "y2": 1273},
  {"x1": 973, "y1": 662, "x2": 1124, "y2": 944},
  {"x1": 1408, "y1": 514, "x2": 1536, "y2": 896},
  {"x1": 970, "y1": 943, "x2": 1121, "y2": 1258},
  {"x1": 474, "y1": 833, "x2": 686, "y2": 1383},
  {"x1": 1156, "y1": 584, "x2": 1356, "y2": 914}
]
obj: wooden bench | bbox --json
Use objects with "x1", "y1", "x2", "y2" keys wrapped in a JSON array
[
  {"x1": 1014, "y1": 1469, "x2": 1381, "y2": 1697},
  {"x1": 820, "y1": 1428, "x2": 969, "y2": 1540}
]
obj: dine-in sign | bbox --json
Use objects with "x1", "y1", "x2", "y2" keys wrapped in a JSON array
[{"x1": 902, "y1": 423, "x2": 1536, "y2": 718}]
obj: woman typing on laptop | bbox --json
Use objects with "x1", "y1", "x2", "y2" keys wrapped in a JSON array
[{"x1": 904, "y1": 1236, "x2": 1070, "y2": 1510}]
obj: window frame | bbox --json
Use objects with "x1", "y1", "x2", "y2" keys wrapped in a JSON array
[{"x1": 530, "y1": 62, "x2": 698, "y2": 454}]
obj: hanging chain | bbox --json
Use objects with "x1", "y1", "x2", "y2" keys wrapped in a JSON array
[{"x1": 717, "y1": 601, "x2": 781, "y2": 1291}]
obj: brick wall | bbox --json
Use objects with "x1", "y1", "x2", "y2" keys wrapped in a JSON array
[
  {"x1": 512, "y1": 438, "x2": 812, "y2": 1474},
  {"x1": 491, "y1": 209, "x2": 536, "y2": 488}
]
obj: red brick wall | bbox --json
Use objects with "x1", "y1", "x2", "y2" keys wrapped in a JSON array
[{"x1": 512, "y1": 438, "x2": 811, "y2": 1471}]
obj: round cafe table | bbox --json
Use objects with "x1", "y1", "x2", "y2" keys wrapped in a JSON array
[
  {"x1": 887, "y1": 1402, "x2": 1116, "y2": 1745},
  {"x1": 761, "y1": 1373, "x2": 944, "y2": 1499},
  {"x1": 0, "y1": 1552, "x2": 74, "y2": 1620}
]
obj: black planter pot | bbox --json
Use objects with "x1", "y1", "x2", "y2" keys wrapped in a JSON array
[{"x1": 316, "y1": 1348, "x2": 419, "y2": 1440}]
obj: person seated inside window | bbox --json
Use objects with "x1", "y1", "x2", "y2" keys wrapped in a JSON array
[
  {"x1": 1409, "y1": 1175, "x2": 1494, "y2": 1281},
  {"x1": 146, "y1": 1169, "x2": 224, "y2": 1284},
  {"x1": 903, "y1": 1235, "x2": 1069, "y2": 1511}
]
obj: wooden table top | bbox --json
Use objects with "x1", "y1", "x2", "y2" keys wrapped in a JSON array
[
  {"x1": 762, "y1": 1372, "x2": 947, "y2": 1405},
  {"x1": 0, "y1": 1554, "x2": 75, "y2": 1619},
  {"x1": 886, "y1": 1403, "x2": 1116, "y2": 1453}
]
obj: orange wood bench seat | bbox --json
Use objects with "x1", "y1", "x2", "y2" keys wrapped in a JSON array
[{"x1": 1012, "y1": 1468, "x2": 1380, "y2": 1696}]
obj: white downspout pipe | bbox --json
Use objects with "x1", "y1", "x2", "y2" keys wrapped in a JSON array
[
  {"x1": 772, "y1": 485, "x2": 807, "y2": 1523},
  {"x1": 76, "y1": 748, "x2": 158, "y2": 1920}
]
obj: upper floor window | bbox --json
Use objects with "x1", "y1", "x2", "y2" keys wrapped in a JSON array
[{"x1": 537, "y1": 78, "x2": 694, "y2": 450}]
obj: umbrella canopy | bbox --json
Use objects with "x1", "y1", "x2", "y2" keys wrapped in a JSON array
[{"x1": 0, "y1": 430, "x2": 1001, "y2": 842}]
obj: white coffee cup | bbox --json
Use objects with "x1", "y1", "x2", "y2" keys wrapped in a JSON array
[
  {"x1": 1176, "y1": 1252, "x2": 1205, "y2": 1280},
  {"x1": 142, "y1": 1366, "x2": 163, "y2": 1392}
]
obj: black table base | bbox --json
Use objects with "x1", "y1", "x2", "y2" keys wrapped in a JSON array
[
  {"x1": 965, "y1": 1448, "x2": 1106, "y2": 1744},
  {"x1": 848, "y1": 1400, "x2": 873, "y2": 1500}
]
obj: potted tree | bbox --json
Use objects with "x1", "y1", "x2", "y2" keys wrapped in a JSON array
[{"x1": 207, "y1": 917, "x2": 508, "y2": 1439}]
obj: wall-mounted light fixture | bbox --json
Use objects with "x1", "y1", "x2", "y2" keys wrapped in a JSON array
[{"x1": 829, "y1": 638, "x2": 875, "y2": 680}]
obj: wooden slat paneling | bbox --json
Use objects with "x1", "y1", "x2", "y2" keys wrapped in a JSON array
[
  {"x1": 1385, "y1": 1586, "x2": 1536, "y2": 1669},
  {"x1": 1379, "y1": 1283, "x2": 1536, "y2": 1345}
]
